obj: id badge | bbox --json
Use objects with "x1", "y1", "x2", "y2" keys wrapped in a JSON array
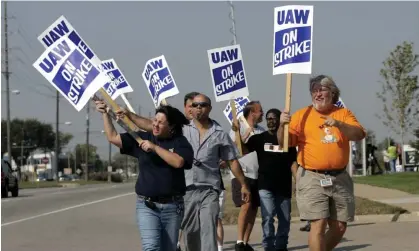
[{"x1": 320, "y1": 178, "x2": 333, "y2": 187}]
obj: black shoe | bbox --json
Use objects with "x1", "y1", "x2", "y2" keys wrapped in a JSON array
[
  {"x1": 244, "y1": 243, "x2": 254, "y2": 251},
  {"x1": 235, "y1": 242, "x2": 246, "y2": 251},
  {"x1": 176, "y1": 246, "x2": 182, "y2": 251},
  {"x1": 276, "y1": 249, "x2": 288, "y2": 251}
]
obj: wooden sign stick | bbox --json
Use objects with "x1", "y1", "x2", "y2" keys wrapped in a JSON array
[
  {"x1": 94, "y1": 89, "x2": 143, "y2": 144},
  {"x1": 283, "y1": 73, "x2": 292, "y2": 152},
  {"x1": 230, "y1": 99, "x2": 243, "y2": 156}
]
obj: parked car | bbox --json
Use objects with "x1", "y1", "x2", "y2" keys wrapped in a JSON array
[{"x1": 1, "y1": 159, "x2": 19, "y2": 198}]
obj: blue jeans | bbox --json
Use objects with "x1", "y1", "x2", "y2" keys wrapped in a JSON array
[
  {"x1": 389, "y1": 159, "x2": 397, "y2": 172},
  {"x1": 259, "y1": 190, "x2": 291, "y2": 251},
  {"x1": 136, "y1": 197, "x2": 184, "y2": 251}
]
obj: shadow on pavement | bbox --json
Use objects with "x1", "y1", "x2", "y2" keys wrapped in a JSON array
[
  {"x1": 348, "y1": 222, "x2": 375, "y2": 228},
  {"x1": 335, "y1": 244, "x2": 371, "y2": 250}
]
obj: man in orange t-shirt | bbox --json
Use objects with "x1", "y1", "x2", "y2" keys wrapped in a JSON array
[{"x1": 277, "y1": 75, "x2": 366, "y2": 251}]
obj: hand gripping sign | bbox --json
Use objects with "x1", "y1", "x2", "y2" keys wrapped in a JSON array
[
  {"x1": 273, "y1": 5, "x2": 314, "y2": 152},
  {"x1": 35, "y1": 16, "x2": 142, "y2": 143},
  {"x1": 37, "y1": 15, "x2": 136, "y2": 113},
  {"x1": 142, "y1": 55, "x2": 179, "y2": 108},
  {"x1": 208, "y1": 44, "x2": 249, "y2": 155}
]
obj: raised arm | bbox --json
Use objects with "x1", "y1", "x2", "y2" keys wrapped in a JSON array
[
  {"x1": 95, "y1": 100, "x2": 123, "y2": 148},
  {"x1": 115, "y1": 108, "x2": 153, "y2": 132}
]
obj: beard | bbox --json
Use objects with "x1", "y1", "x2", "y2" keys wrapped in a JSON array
[{"x1": 312, "y1": 98, "x2": 332, "y2": 112}]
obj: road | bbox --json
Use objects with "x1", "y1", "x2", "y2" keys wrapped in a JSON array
[{"x1": 2, "y1": 183, "x2": 419, "y2": 251}]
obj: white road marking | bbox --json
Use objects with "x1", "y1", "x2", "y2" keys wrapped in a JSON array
[{"x1": 1, "y1": 192, "x2": 135, "y2": 227}]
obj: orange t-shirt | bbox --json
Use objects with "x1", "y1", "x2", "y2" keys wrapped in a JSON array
[{"x1": 289, "y1": 105, "x2": 365, "y2": 170}]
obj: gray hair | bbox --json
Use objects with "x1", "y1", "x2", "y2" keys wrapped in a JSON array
[{"x1": 309, "y1": 75, "x2": 340, "y2": 104}]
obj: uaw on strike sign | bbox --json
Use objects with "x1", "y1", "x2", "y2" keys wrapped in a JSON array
[
  {"x1": 273, "y1": 5, "x2": 313, "y2": 75},
  {"x1": 37, "y1": 15, "x2": 133, "y2": 101},
  {"x1": 208, "y1": 44, "x2": 249, "y2": 102},
  {"x1": 142, "y1": 55, "x2": 179, "y2": 108},
  {"x1": 223, "y1": 97, "x2": 250, "y2": 125},
  {"x1": 101, "y1": 59, "x2": 133, "y2": 100},
  {"x1": 33, "y1": 36, "x2": 108, "y2": 111}
]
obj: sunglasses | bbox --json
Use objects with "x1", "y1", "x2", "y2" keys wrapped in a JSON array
[{"x1": 192, "y1": 102, "x2": 210, "y2": 108}]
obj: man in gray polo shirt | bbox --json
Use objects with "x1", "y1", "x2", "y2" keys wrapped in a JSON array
[
  {"x1": 229, "y1": 101, "x2": 265, "y2": 251},
  {"x1": 114, "y1": 93, "x2": 250, "y2": 251},
  {"x1": 182, "y1": 94, "x2": 250, "y2": 251}
]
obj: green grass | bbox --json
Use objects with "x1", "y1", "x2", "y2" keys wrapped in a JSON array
[
  {"x1": 19, "y1": 180, "x2": 108, "y2": 189},
  {"x1": 221, "y1": 184, "x2": 405, "y2": 225},
  {"x1": 353, "y1": 172, "x2": 419, "y2": 194}
]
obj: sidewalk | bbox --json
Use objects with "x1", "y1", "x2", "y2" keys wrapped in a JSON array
[{"x1": 354, "y1": 183, "x2": 419, "y2": 212}]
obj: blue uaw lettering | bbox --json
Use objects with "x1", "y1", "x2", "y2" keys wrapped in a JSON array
[
  {"x1": 106, "y1": 73, "x2": 126, "y2": 94},
  {"x1": 274, "y1": 29, "x2": 310, "y2": 66},
  {"x1": 215, "y1": 65, "x2": 245, "y2": 96},
  {"x1": 102, "y1": 61, "x2": 115, "y2": 71},
  {"x1": 150, "y1": 71, "x2": 172, "y2": 100},
  {"x1": 67, "y1": 59, "x2": 94, "y2": 104},
  {"x1": 144, "y1": 59, "x2": 163, "y2": 80},
  {"x1": 39, "y1": 40, "x2": 72, "y2": 73},
  {"x1": 277, "y1": 9, "x2": 310, "y2": 25},
  {"x1": 211, "y1": 48, "x2": 238, "y2": 64},
  {"x1": 41, "y1": 20, "x2": 70, "y2": 47}
]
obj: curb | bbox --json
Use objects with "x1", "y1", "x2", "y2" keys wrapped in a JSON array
[{"x1": 253, "y1": 212, "x2": 419, "y2": 224}]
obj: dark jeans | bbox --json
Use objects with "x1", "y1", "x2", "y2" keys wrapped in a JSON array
[{"x1": 259, "y1": 189, "x2": 291, "y2": 251}]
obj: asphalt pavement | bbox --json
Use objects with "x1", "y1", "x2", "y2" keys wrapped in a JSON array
[{"x1": 2, "y1": 183, "x2": 419, "y2": 251}]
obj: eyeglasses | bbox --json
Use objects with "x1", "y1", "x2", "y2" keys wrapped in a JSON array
[
  {"x1": 266, "y1": 117, "x2": 277, "y2": 121},
  {"x1": 192, "y1": 102, "x2": 210, "y2": 108}
]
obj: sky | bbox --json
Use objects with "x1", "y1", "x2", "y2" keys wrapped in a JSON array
[{"x1": 1, "y1": 1, "x2": 419, "y2": 159}]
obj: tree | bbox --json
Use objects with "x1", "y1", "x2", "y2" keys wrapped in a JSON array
[
  {"x1": 112, "y1": 152, "x2": 138, "y2": 175},
  {"x1": 1, "y1": 118, "x2": 73, "y2": 166},
  {"x1": 376, "y1": 41, "x2": 419, "y2": 171}
]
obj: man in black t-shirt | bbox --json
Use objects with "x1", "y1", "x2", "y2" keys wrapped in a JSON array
[{"x1": 245, "y1": 109, "x2": 297, "y2": 251}]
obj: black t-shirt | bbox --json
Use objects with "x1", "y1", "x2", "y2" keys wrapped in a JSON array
[
  {"x1": 120, "y1": 131, "x2": 194, "y2": 197},
  {"x1": 246, "y1": 131, "x2": 297, "y2": 198}
]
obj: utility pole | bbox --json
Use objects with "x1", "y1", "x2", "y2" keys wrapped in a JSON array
[
  {"x1": 55, "y1": 92, "x2": 60, "y2": 181},
  {"x1": 3, "y1": 2, "x2": 12, "y2": 164},
  {"x1": 85, "y1": 102, "x2": 90, "y2": 181},
  {"x1": 229, "y1": 1, "x2": 238, "y2": 45}
]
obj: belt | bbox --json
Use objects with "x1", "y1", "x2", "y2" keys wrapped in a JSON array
[
  {"x1": 186, "y1": 185, "x2": 215, "y2": 191},
  {"x1": 301, "y1": 166, "x2": 346, "y2": 176},
  {"x1": 137, "y1": 194, "x2": 183, "y2": 204}
]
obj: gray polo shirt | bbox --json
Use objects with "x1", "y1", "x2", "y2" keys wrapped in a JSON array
[
  {"x1": 183, "y1": 119, "x2": 239, "y2": 192},
  {"x1": 229, "y1": 122, "x2": 265, "y2": 180}
]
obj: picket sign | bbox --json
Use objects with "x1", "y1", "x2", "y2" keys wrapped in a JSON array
[
  {"x1": 273, "y1": 5, "x2": 314, "y2": 152},
  {"x1": 142, "y1": 55, "x2": 179, "y2": 108},
  {"x1": 208, "y1": 44, "x2": 249, "y2": 156},
  {"x1": 223, "y1": 97, "x2": 253, "y2": 145},
  {"x1": 37, "y1": 15, "x2": 136, "y2": 114},
  {"x1": 35, "y1": 16, "x2": 142, "y2": 142}
]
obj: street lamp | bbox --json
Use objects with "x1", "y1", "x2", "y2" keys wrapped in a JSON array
[{"x1": 11, "y1": 89, "x2": 20, "y2": 95}]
